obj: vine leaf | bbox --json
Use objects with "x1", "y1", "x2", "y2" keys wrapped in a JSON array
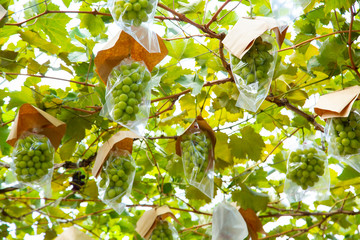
[
  {"x1": 175, "y1": 74, "x2": 204, "y2": 95},
  {"x1": 232, "y1": 183, "x2": 269, "y2": 212},
  {"x1": 239, "y1": 208, "x2": 266, "y2": 240},
  {"x1": 229, "y1": 126, "x2": 265, "y2": 161}
]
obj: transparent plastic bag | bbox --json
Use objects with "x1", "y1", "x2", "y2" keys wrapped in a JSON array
[
  {"x1": 108, "y1": 0, "x2": 160, "y2": 53},
  {"x1": 96, "y1": 149, "x2": 136, "y2": 215},
  {"x1": 325, "y1": 110, "x2": 360, "y2": 173},
  {"x1": 284, "y1": 142, "x2": 330, "y2": 203},
  {"x1": 100, "y1": 58, "x2": 152, "y2": 136},
  {"x1": 270, "y1": 0, "x2": 311, "y2": 30},
  {"x1": 231, "y1": 34, "x2": 277, "y2": 113},
  {"x1": 150, "y1": 220, "x2": 179, "y2": 240},
  {"x1": 11, "y1": 132, "x2": 54, "y2": 197},
  {"x1": 212, "y1": 202, "x2": 248, "y2": 240},
  {"x1": 181, "y1": 124, "x2": 214, "y2": 198}
]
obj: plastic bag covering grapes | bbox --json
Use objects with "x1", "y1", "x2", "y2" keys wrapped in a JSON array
[
  {"x1": 108, "y1": 0, "x2": 160, "y2": 53},
  {"x1": 96, "y1": 149, "x2": 136, "y2": 215},
  {"x1": 100, "y1": 58, "x2": 151, "y2": 136},
  {"x1": 11, "y1": 132, "x2": 54, "y2": 197},
  {"x1": 181, "y1": 124, "x2": 214, "y2": 198},
  {"x1": 284, "y1": 142, "x2": 330, "y2": 203},
  {"x1": 212, "y1": 202, "x2": 248, "y2": 240},
  {"x1": 270, "y1": 0, "x2": 311, "y2": 31},
  {"x1": 231, "y1": 34, "x2": 277, "y2": 112},
  {"x1": 325, "y1": 110, "x2": 360, "y2": 173},
  {"x1": 150, "y1": 220, "x2": 178, "y2": 240}
]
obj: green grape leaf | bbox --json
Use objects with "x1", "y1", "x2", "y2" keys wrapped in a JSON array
[
  {"x1": 232, "y1": 184, "x2": 269, "y2": 212},
  {"x1": 7, "y1": 86, "x2": 36, "y2": 111},
  {"x1": 178, "y1": 0, "x2": 205, "y2": 14},
  {"x1": 338, "y1": 165, "x2": 360, "y2": 181},
  {"x1": 229, "y1": 126, "x2": 265, "y2": 161},
  {"x1": 19, "y1": 31, "x2": 59, "y2": 54},
  {"x1": 175, "y1": 74, "x2": 204, "y2": 96},
  {"x1": 215, "y1": 132, "x2": 233, "y2": 169}
]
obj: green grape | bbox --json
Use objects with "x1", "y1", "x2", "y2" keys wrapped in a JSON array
[
  {"x1": 113, "y1": 0, "x2": 153, "y2": 26},
  {"x1": 151, "y1": 220, "x2": 174, "y2": 240},
  {"x1": 332, "y1": 111, "x2": 360, "y2": 155},
  {"x1": 13, "y1": 135, "x2": 54, "y2": 183},
  {"x1": 97, "y1": 152, "x2": 135, "y2": 203},
  {"x1": 181, "y1": 130, "x2": 212, "y2": 182},
  {"x1": 108, "y1": 60, "x2": 151, "y2": 124},
  {"x1": 231, "y1": 36, "x2": 274, "y2": 85},
  {"x1": 288, "y1": 147, "x2": 325, "y2": 190}
]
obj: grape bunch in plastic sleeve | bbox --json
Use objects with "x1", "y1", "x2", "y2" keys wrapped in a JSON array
[
  {"x1": 330, "y1": 111, "x2": 360, "y2": 155},
  {"x1": 232, "y1": 37, "x2": 274, "y2": 86},
  {"x1": 151, "y1": 220, "x2": 178, "y2": 240},
  {"x1": 97, "y1": 151, "x2": 136, "y2": 205},
  {"x1": 112, "y1": 0, "x2": 156, "y2": 27},
  {"x1": 287, "y1": 148, "x2": 325, "y2": 190},
  {"x1": 101, "y1": 59, "x2": 152, "y2": 135},
  {"x1": 181, "y1": 131, "x2": 212, "y2": 183},
  {"x1": 12, "y1": 134, "x2": 54, "y2": 183}
]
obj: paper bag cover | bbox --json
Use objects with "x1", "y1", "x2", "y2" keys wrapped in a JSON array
[
  {"x1": 95, "y1": 30, "x2": 168, "y2": 84},
  {"x1": 135, "y1": 206, "x2": 178, "y2": 239},
  {"x1": 92, "y1": 131, "x2": 140, "y2": 178},
  {"x1": 55, "y1": 226, "x2": 94, "y2": 240},
  {"x1": 314, "y1": 85, "x2": 360, "y2": 119},
  {"x1": 6, "y1": 103, "x2": 66, "y2": 149},
  {"x1": 223, "y1": 17, "x2": 288, "y2": 59}
]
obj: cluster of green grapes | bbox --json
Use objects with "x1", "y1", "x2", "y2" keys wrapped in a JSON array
[
  {"x1": 98, "y1": 154, "x2": 135, "y2": 202},
  {"x1": 113, "y1": 0, "x2": 154, "y2": 26},
  {"x1": 332, "y1": 111, "x2": 360, "y2": 155},
  {"x1": 109, "y1": 61, "x2": 151, "y2": 124},
  {"x1": 232, "y1": 37, "x2": 274, "y2": 85},
  {"x1": 287, "y1": 148, "x2": 325, "y2": 190},
  {"x1": 13, "y1": 135, "x2": 54, "y2": 183},
  {"x1": 181, "y1": 131, "x2": 212, "y2": 182},
  {"x1": 151, "y1": 221, "x2": 174, "y2": 240}
]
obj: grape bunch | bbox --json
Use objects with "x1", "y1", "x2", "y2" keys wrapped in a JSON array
[
  {"x1": 109, "y1": 61, "x2": 151, "y2": 124},
  {"x1": 181, "y1": 131, "x2": 212, "y2": 182},
  {"x1": 151, "y1": 220, "x2": 174, "y2": 240},
  {"x1": 232, "y1": 37, "x2": 274, "y2": 85},
  {"x1": 98, "y1": 153, "x2": 135, "y2": 203},
  {"x1": 287, "y1": 148, "x2": 325, "y2": 190},
  {"x1": 332, "y1": 111, "x2": 360, "y2": 155},
  {"x1": 113, "y1": 0, "x2": 155, "y2": 26},
  {"x1": 13, "y1": 135, "x2": 54, "y2": 183},
  {"x1": 71, "y1": 171, "x2": 86, "y2": 191}
]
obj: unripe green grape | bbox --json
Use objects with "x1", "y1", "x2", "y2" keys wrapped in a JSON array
[
  {"x1": 288, "y1": 147, "x2": 325, "y2": 190},
  {"x1": 98, "y1": 152, "x2": 135, "y2": 203},
  {"x1": 13, "y1": 135, "x2": 54, "y2": 183},
  {"x1": 231, "y1": 36, "x2": 274, "y2": 86},
  {"x1": 108, "y1": 60, "x2": 151, "y2": 124},
  {"x1": 113, "y1": 0, "x2": 154, "y2": 25},
  {"x1": 151, "y1": 221, "x2": 174, "y2": 240},
  {"x1": 332, "y1": 112, "x2": 360, "y2": 155},
  {"x1": 181, "y1": 131, "x2": 212, "y2": 182}
]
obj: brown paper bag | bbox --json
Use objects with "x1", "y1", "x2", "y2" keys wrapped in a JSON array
[
  {"x1": 314, "y1": 86, "x2": 360, "y2": 119},
  {"x1": 6, "y1": 103, "x2": 66, "y2": 149},
  {"x1": 223, "y1": 17, "x2": 288, "y2": 59},
  {"x1": 94, "y1": 31, "x2": 168, "y2": 84},
  {"x1": 55, "y1": 226, "x2": 94, "y2": 240},
  {"x1": 135, "y1": 206, "x2": 179, "y2": 239},
  {"x1": 92, "y1": 131, "x2": 140, "y2": 178}
]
